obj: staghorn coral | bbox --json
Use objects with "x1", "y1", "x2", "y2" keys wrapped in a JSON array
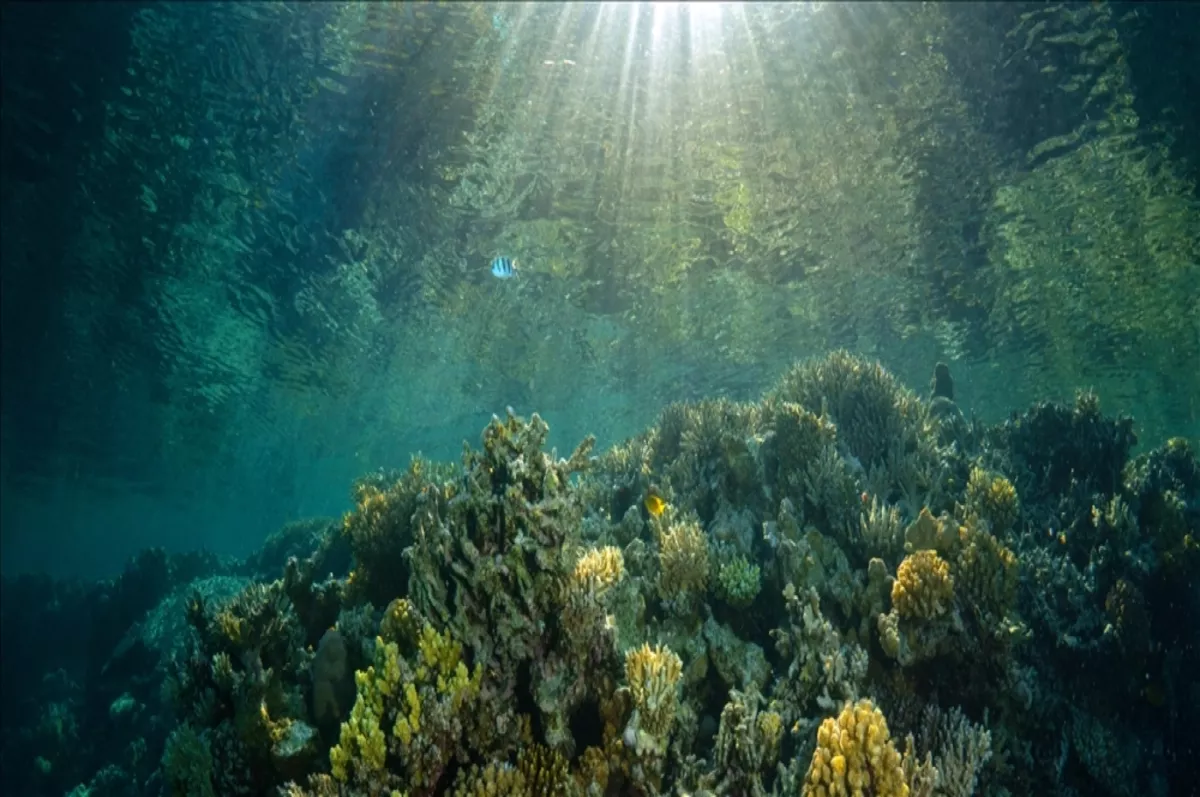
[
  {"x1": 341, "y1": 458, "x2": 452, "y2": 607},
  {"x1": 763, "y1": 399, "x2": 840, "y2": 507},
  {"x1": 571, "y1": 546, "x2": 625, "y2": 595},
  {"x1": 891, "y1": 550, "x2": 954, "y2": 621},
  {"x1": 705, "y1": 686, "x2": 784, "y2": 797},
  {"x1": 802, "y1": 442, "x2": 863, "y2": 541},
  {"x1": 801, "y1": 699, "x2": 935, "y2": 797},
  {"x1": 161, "y1": 724, "x2": 216, "y2": 797},
  {"x1": 661, "y1": 398, "x2": 765, "y2": 521},
  {"x1": 771, "y1": 351, "x2": 929, "y2": 473}
]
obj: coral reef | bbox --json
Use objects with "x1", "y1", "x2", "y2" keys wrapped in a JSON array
[
  {"x1": 801, "y1": 699, "x2": 934, "y2": 797},
  {"x1": 4, "y1": 352, "x2": 1198, "y2": 797},
  {"x1": 891, "y1": 550, "x2": 954, "y2": 620}
]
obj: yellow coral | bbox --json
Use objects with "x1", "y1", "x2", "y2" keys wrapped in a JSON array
[
  {"x1": 803, "y1": 700, "x2": 911, "y2": 797},
  {"x1": 903, "y1": 508, "x2": 959, "y2": 556},
  {"x1": 451, "y1": 745, "x2": 572, "y2": 796},
  {"x1": 758, "y1": 710, "x2": 784, "y2": 765},
  {"x1": 965, "y1": 466, "x2": 1019, "y2": 534},
  {"x1": 891, "y1": 550, "x2": 953, "y2": 620},
  {"x1": 572, "y1": 546, "x2": 626, "y2": 594},
  {"x1": 214, "y1": 609, "x2": 244, "y2": 645},
  {"x1": 955, "y1": 520, "x2": 1019, "y2": 630},
  {"x1": 413, "y1": 624, "x2": 481, "y2": 712},
  {"x1": 381, "y1": 598, "x2": 420, "y2": 644},
  {"x1": 329, "y1": 636, "x2": 400, "y2": 781},
  {"x1": 624, "y1": 643, "x2": 684, "y2": 740},
  {"x1": 657, "y1": 519, "x2": 710, "y2": 596}
]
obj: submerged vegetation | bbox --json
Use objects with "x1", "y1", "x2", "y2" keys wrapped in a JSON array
[
  {"x1": 3, "y1": 353, "x2": 1198, "y2": 795},
  {"x1": 2, "y1": 2, "x2": 1199, "y2": 795}
]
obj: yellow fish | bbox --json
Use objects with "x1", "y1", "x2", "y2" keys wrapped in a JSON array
[{"x1": 644, "y1": 492, "x2": 667, "y2": 518}]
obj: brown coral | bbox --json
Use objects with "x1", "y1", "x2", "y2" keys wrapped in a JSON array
[
  {"x1": 891, "y1": 550, "x2": 954, "y2": 620},
  {"x1": 571, "y1": 546, "x2": 625, "y2": 595},
  {"x1": 802, "y1": 699, "x2": 932, "y2": 797},
  {"x1": 965, "y1": 466, "x2": 1020, "y2": 534},
  {"x1": 624, "y1": 643, "x2": 684, "y2": 742},
  {"x1": 955, "y1": 520, "x2": 1019, "y2": 633},
  {"x1": 657, "y1": 519, "x2": 710, "y2": 597}
]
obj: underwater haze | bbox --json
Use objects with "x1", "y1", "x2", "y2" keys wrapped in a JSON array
[{"x1": 1, "y1": 2, "x2": 1198, "y2": 796}]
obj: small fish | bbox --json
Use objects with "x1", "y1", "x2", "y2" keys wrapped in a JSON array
[
  {"x1": 490, "y1": 256, "x2": 518, "y2": 279},
  {"x1": 644, "y1": 492, "x2": 667, "y2": 518}
]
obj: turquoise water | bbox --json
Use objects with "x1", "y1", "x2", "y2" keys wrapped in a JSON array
[{"x1": 1, "y1": 3, "x2": 1197, "y2": 796}]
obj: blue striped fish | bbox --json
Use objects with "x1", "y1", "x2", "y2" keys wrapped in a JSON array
[{"x1": 490, "y1": 256, "x2": 518, "y2": 279}]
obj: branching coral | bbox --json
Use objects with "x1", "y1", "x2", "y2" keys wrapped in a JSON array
[
  {"x1": 801, "y1": 699, "x2": 935, "y2": 797},
  {"x1": 891, "y1": 550, "x2": 954, "y2": 621},
  {"x1": 716, "y1": 554, "x2": 762, "y2": 608},
  {"x1": 161, "y1": 724, "x2": 216, "y2": 797},
  {"x1": 341, "y1": 458, "x2": 450, "y2": 607},
  {"x1": 707, "y1": 686, "x2": 783, "y2": 797},
  {"x1": 450, "y1": 744, "x2": 574, "y2": 797},
  {"x1": 622, "y1": 643, "x2": 684, "y2": 754},
  {"x1": 763, "y1": 399, "x2": 839, "y2": 507},
  {"x1": 917, "y1": 705, "x2": 992, "y2": 797},
  {"x1": 771, "y1": 351, "x2": 929, "y2": 472},
  {"x1": 965, "y1": 466, "x2": 1020, "y2": 535},
  {"x1": 329, "y1": 624, "x2": 483, "y2": 793},
  {"x1": 771, "y1": 584, "x2": 868, "y2": 721},
  {"x1": 954, "y1": 519, "x2": 1019, "y2": 639},
  {"x1": 571, "y1": 546, "x2": 625, "y2": 595},
  {"x1": 657, "y1": 518, "x2": 710, "y2": 599},
  {"x1": 859, "y1": 496, "x2": 905, "y2": 566}
]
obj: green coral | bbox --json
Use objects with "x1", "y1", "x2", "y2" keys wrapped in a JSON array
[
  {"x1": 329, "y1": 635, "x2": 397, "y2": 783},
  {"x1": 330, "y1": 623, "x2": 483, "y2": 792},
  {"x1": 965, "y1": 466, "x2": 1020, "y2": 534},
  {"x1": 716, "y1": 554, "x2": 762, "y2": 608},
  {"x1": 161, "y1": 724, "x2": 216, "y2": 797}
]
